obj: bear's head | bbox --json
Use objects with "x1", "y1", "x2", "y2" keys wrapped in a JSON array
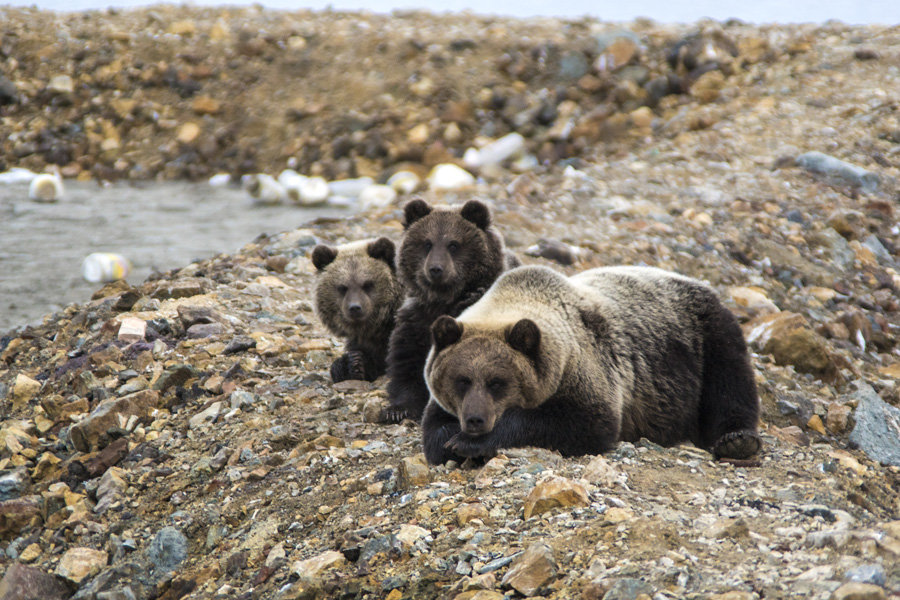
[
  {"x1": 426, "y1": 315, "x2": 545, "y2": 435},
  {"x1": 398, "y1": 199, "x2": 505, "y2": 303},
  {"x1": 312, "y1": 237, "x2": 401, "y2": 337}
]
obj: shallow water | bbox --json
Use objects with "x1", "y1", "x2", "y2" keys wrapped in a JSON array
[{"x1": 0, "y1": 181, "x2": 353, "y2": 332}]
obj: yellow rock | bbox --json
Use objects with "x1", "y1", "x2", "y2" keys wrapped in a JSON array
[
  {"x1": 523, "y1": 475, "x2": 589, "y2": 519},
  {"x1": 166, "y1": 20, "x2": 197, "y2": 36},
  {"x1": 290, "y1": 550, "x2": 345, "y2": 578},
  {"x1": 177, "y1": 122, "x2": 200, "y2": 144},
  {"x1": 19, "y1": 543, "x2": 41, "y2": 563},
  {"x1": 12, "y1": 374, "x2": 41, "y2": 408},
  {"x1": 807, "y1": 414, "x2": 826, "y2": 435}
]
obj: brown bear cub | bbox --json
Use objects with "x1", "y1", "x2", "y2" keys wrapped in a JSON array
[
  {"x1": 382, "y1": 199, "x2": 519, "y2": 423},
  {"x1": 423, "y1": 265, "x2": 761, "y2": 465},
  {"x1": 312, "y1": 237, "x2": 403, "y2": 383}
]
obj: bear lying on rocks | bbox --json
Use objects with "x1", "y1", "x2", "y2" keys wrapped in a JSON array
[
  {"x1": 383, "y1": 198, "x2": 518, "y2": 423},
  {"x1": 422, "y1": 265, "x2": 761, "y2": 465},
  {"x1": 312, "y1": 237, "x2": 402, "y2": 382}
]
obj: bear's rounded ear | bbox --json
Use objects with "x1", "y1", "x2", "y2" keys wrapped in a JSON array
[
  {"x1": 460, "y1": 200, "x2": 491, "y2": 230},
  {"x1": 431, "y1": 315, "x2": 463, "y2": 353},
  {"x1": 404, "y1": 199, "x2": 432, "y2": 228},
  {"x1": 367, "y1": 237, "x2": 396, "y2": 270},
  {"x1": 311, "y1": 245, "x2": 338, "y2": 271},
  {"x1": 507, "y1": 319, "x2": 540, "y2": 360}
]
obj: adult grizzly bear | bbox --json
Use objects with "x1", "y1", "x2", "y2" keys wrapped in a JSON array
[
  {"x1": 383, "y1": 199, "x2": 518, "y2": 423},
  {"x1": 312, "y1": 237, "x2": 402, "y2": 382},
  {"x1": 422, "y1": 265, "x2": 761, "y2": 464}
]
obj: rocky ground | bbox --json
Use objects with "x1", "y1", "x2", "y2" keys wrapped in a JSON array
[{"x1": 1, "y1": 6, "x2": 900, "y2": 600}]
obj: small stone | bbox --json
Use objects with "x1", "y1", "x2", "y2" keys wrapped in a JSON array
[
  {"x1": 845, "y1": 564, "x2": 886, "y2": 587},
  {"x1": 826, "y1": 403, "x2": 852, "y2": 433},
  {"x1": 177, "y1": 122, "x2": 201, "y2": 144},
  {"x1": 358, "y1": 184, "x2": 397, "y2": 210},
  {"x1": 0, "y1": 497, "x2": 41, "y2": 539},
  {"x1": 525, "y1": 238, "x2": 581, "y2": 266},
  {"x1": 362, "y1": 398, "x2": 383, "y2": 423},
  {"x1": 291, "y1": 550, "x2": 345, "y2": 578},
  {"x1": 500, "y1": 542, "x2": 557, "y2": 596},
  {"x1": 796, "y1": 151, "x2": 879, "y2": 193},
  {"x1": 594, "y1": 31, "x2": 640, "y2": 72},
  {"x1": 148, "y1": 527, "x2": 188, "y2": 573},
  {"x1": 453, "y1": 591, "x2": 504, "y2": 600},
  {"x1": 224, "y1": 336, "x2": 256, "y2": 354},
  {"x1": 387, "y1": 171, "x2": 421, "y2": 195},
  {"x1": 728, "y1": 287, "x2": 779, "y2": 319},
  {"x1": 807, "y1": 414, "x2": 827, "y2": 435},
  {"x1": 19, "y1": 542, "x2": 41, "y2": 563},
  {"x1": 397, "y1": 455, "x2": 431, "y2": 490},
  {"x1": 192, "y1": 95, "x2": 221, "y2": 114},
  {"x1": 395, "y1": 524, "x2": 429, "y2": 547},
  {"x1": 11, "y1": 374, "x2": 41, "y2": 409},
  {"x1": 117, "y1": 317, "x2": 146, "y2": 343},
  {"x1": 69, "y1": 390, "x2": 160, "y2": 452},
  {"x1": 691, "y1": 70, "x2": 726, "y2": 103},
  {"x1": 848, "y1": 383, "x2": 900, "y2": 467},
  {"x1": 707, "y1": 517, "x2": 750, "y2": 539},
  {"x1": 0, "y1": 563, "x2": 71, "y2": 600},
  {"x1": 56, "y1": 547, "x2": 108, "y2": 584},
  {"x1": 0, "y1": 468, "x2": 31, "y2": 501},
  {"x1": 297, "y1": 176, "x2": 330, "y2": 206},
  {"x1": 47, "y1": 74, "x2": 74, "y2": 95},
  {"x1": 457, "y1": 502, "x2": 489, "y2": 526},
  {"x1": 830, "y1": 582, "x2": 886, "y2": 600},
  {"x1": 189, "y1": 401, "x2": 224, "y2": 429},
  {"x1": 744, "y1": 312, "x2": 837, "y2": 381},
  {"x1": 427, "y1": 163, "x2": 475, "y2": 191},
  {"x1": 187, "y1": 322, "x2": 227, "y2": 338},
  {"x1": 523, "y1": 475, "x2": 589, "y2": 519},
  {"x1": 600, "y1": 577, "x2": 654, "y2": 600}
]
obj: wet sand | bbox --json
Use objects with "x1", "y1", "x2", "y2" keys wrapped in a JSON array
[{"x1": 0, "y1": 182, "x2": 352, "y2": 332}]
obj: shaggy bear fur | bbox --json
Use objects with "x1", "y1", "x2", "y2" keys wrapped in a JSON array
[
  {"x1": 383, "y1": 198, "x2": 518, "y2": 423},
  {"x1": 312, "y1": 237, "x2": 403, "y2": 382},
  {"x1": 422, "y1": 265, "x2": 761, "y2": 464}
]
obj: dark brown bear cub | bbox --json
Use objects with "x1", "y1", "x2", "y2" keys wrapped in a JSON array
[
  {"x1": 312, "y1": 237, "x2": 403, "y2": 383},
  {"x1": 422, "y1": 265, "x2": 761, "y2": 465},
  {"x1": 383, "y1": 199, "x2": 518, "y2": 423}
]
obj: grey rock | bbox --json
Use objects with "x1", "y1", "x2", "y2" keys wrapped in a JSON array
[
  {"x1": 862, "y1": 234, "x2": 892, "y2": 265},
  {"x1": 224, "y1": 336, "x2": 256, "y2": 354},
  {"x1": 151, "y1": 364, "x2": 198, "y2": 392},
  {"x1": 811, "y1": 228, "x2": 855, "y2": 271},
  {"x1": 0, "y1": 76, "x2": 18, "y2": 105},
  {"x1": 845, "y1": 564, "x2": 886, "y2": 586},
  {"x1": 558, "y1": 51, "x2": 589, "y2": 80},
  {"x1": 0, "y1": 468, "x2": 31, "y2": 501},
  {"x1": 147, "y1": 527, "x2": 188, "y2": 575},
  {"x1": 796, "y1": 151, "x2": 880, "y2": 193},
  {"x1": 186, "y1": 322, "x2": 227, "y2": 338},
  {"x1": 601, "y1": 577, "x2": 654, "y2": 600},
  {"x1": 848, "y1": 382, "x2": 900, "y2": 466}
]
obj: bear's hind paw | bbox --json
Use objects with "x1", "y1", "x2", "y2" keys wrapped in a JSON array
[{"x1": 713, "y1": 429, "x2": 761, "y2": 460}]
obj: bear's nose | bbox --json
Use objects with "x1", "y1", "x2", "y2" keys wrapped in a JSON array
[
  {"x1": 428, "y1": 265, "x2": 443, "y2": 278},
  {"x1": 347, "y1": 303, "x2": 363, "y2": 317},
  {"x1": 465, "y1": 415, "x2": 485, "y2": 431}
]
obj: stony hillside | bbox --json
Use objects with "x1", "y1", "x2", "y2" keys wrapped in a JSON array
[{"x1": 1, "y1": 6, "x2": 900, "y2": 600}]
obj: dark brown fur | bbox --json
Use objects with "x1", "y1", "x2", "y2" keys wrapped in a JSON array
[
  {"x1": 313, "y1": 237, "x2": 402, "y2": 382},
  {"x1": 383, "y1": 199, "x2": 518, "y2": 423},
  {"x1": 422, "y1": 265, "x2": 761, "y2": 465}
]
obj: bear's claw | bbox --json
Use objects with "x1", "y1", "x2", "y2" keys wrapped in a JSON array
[{"x1": 713, "y1": 429, "x2": 761, "y2": 460}]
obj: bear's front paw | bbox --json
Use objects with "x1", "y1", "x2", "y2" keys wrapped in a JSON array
[
  {"x1": 344, "y1": 350, "x2": 367, "y2": 381},
  {"x1": 713, "y1": 429, "x2": 762, "y2": 460},
  {"x1": 444, "y1": 432, "x2": 497, "y2": 459},
  {"x1": 451, "y1": 287, "x2": 486, "y2": 314}
]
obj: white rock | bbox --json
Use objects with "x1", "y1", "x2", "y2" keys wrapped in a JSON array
[
  {"x1": 189, "y1": 401, "x2": 224, "y2": 429},
  {"x1": 427, "y1": 163, "x2": 475, "y2": 191},
  {"x1": 0, "y1": 167, "x2": 37, "y2": 184},
  {"x1": 243, "y1": 174, "x2": 286, "y2": 205},
  {"x1": 277, "y1": 168, "x2": 306, "y2": 188},
  {"x1": 28, "y1": 170, "x2": 64, "y2": 202},
  {"x1": 297, "y1": 176, "x2": 330, "y2": 206},
  {"x1": 387, "y1": 170, "x2": 420, "y2": 194},
  {"x1": 327, "y1": 177, "x2": 374, "y2": 197},
  {"x1": 358, "y1": 184, "x2": 397, "y2": 210},
  {"x1": 117, "y1": 318, "x2": 146, "y2": 343},
  {"x1": 208, "y1": 173, "x2": 231, "y2": 187},
  {"x1": 463, "y1": 132, "x2": 526, "y2": 169}
]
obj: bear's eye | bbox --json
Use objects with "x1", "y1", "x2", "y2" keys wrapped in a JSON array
[
  {"x1": 362, "y1": 281, "x2": 375, "y2": 293},
  {"x1": 336, "y1": 285, "x2": 348, "y2": 295},
  {"x1": 423, "y1": 240, "x2": 433, "y2": 252},
  {"x1": 454, "y1": 376, "x2": 471, "y2": 396},
  {"x1": 486, "y1": 378, "x2": 506, "y2": 394},
  {"x1": 447, "y1": 241, "x2": 460, "y2": 253}
]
